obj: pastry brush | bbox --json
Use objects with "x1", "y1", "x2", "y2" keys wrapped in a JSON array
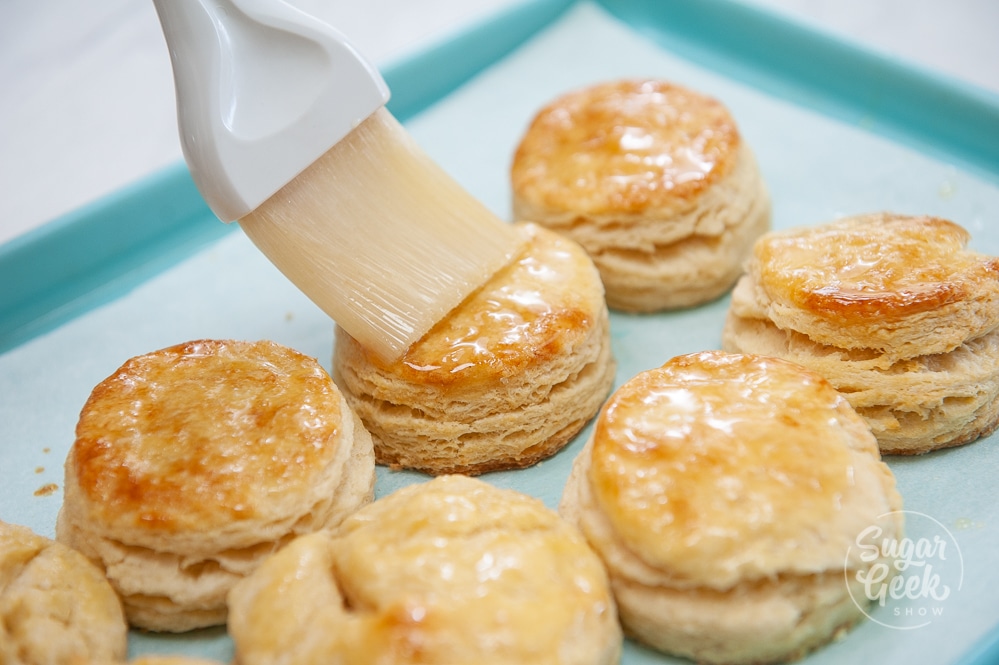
[{"x1": 152, "y1": 0, "x2": 523, "y2": 360}]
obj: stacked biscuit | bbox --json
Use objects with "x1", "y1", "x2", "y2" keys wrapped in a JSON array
[
  {"x1": 560, "y1": 351, "x2": 903, "y2": 664},
  {"x1": 333, "y1": 222, "x2": 615, "y2": 476},
  {"x1": 723, "y1": 213, "x2": 999, "y2": 453},
  {"x1": 511, "y1": 78, "x2": 771, "y2": 311},
  {"x1": 56, "y1": 339, "x2": 376, "y2": 632}
]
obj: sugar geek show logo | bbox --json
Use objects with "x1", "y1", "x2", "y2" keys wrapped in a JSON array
[{"x1": 845, "y1": 510, "x2": 964, "y2": 630}]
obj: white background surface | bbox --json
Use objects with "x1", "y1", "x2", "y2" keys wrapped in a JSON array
[{"x1": 1, "y1": 0, "x2": 997, "y2": 247}]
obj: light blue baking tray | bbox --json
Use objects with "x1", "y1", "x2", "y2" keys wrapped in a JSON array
[{"x1": 2, "y1": 1, "x2": 998, "y2": 663}]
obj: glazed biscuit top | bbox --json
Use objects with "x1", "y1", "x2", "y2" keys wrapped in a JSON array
[
  {"x1": 351, "y1": 223, "x2": 604, "y2": 386},
  {"x1": 326, "y1": 475, "x2": 616, "y2": 661},
  {"x1": 511, "y1": 79, "x2": 740, "y2": 216},
  {"x1": 754, "y1": 213, "x2": 999, "y2": 323},
  {"x1": 588, "y1": 351, "x2": 895, "y2": 588},
  {"x1": 69, "y1": 340, "x2": 344, "y2": 533}
]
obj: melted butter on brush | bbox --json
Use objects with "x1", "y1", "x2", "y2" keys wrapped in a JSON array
[{"x1": 589, "y1": 351, "x2": 859, "y2": 587}]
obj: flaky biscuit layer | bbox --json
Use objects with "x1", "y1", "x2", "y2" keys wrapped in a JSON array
[{"x1": 723, "y1": 304, "x2": 999, "y2": 454}]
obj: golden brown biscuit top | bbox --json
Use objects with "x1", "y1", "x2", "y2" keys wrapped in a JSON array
[
  {"x1": 70, "y1": 339, "x2": 343, "y2": 533},
  {"x1": 754, "y1": 213, "x2": 999, "y2": 323},
  {"x1": 327, "y1": 475, "x2": 617, "y2": 662},
  {"x1": 589, "y1": 351, "x2": 876, "y2": 586},
  {"x1": 362, "y1": 223, "x2": 604, "y2": 385},
  {"x1": 511, "y1": 79, "x2": 740, "y2": 215}
]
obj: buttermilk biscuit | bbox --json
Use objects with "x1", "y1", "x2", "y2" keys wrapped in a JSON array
[
  {"x1": 229, "y1": 475, "x2": 621, "y2": 665},
  {"x1": 0, "y1": 521, "x2": 127, "y2": 665},
  {"x1": 560, "y1": 351, "x2": 903, "y2": 664},
  {"x1": 56, "y1": 339, "x2": 375, "y2": 632},
  {"x1": 332, "y1": 222, "x2": 615, "y2": 476},
  {"x1": 723, "y1": 213, "x2": 999, "y2": 453},
  {"x1": 511, "y1": 78, "x2": 771, "y2": 311}
]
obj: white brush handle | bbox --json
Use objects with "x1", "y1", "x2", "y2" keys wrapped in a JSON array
[{"x1": 153, "y1": 0, "x2": 390, "y2": 221}]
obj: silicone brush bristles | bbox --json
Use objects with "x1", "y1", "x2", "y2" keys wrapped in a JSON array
[{"x1": 238, "y1": 108, "x2": 523, "y2": 361}]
